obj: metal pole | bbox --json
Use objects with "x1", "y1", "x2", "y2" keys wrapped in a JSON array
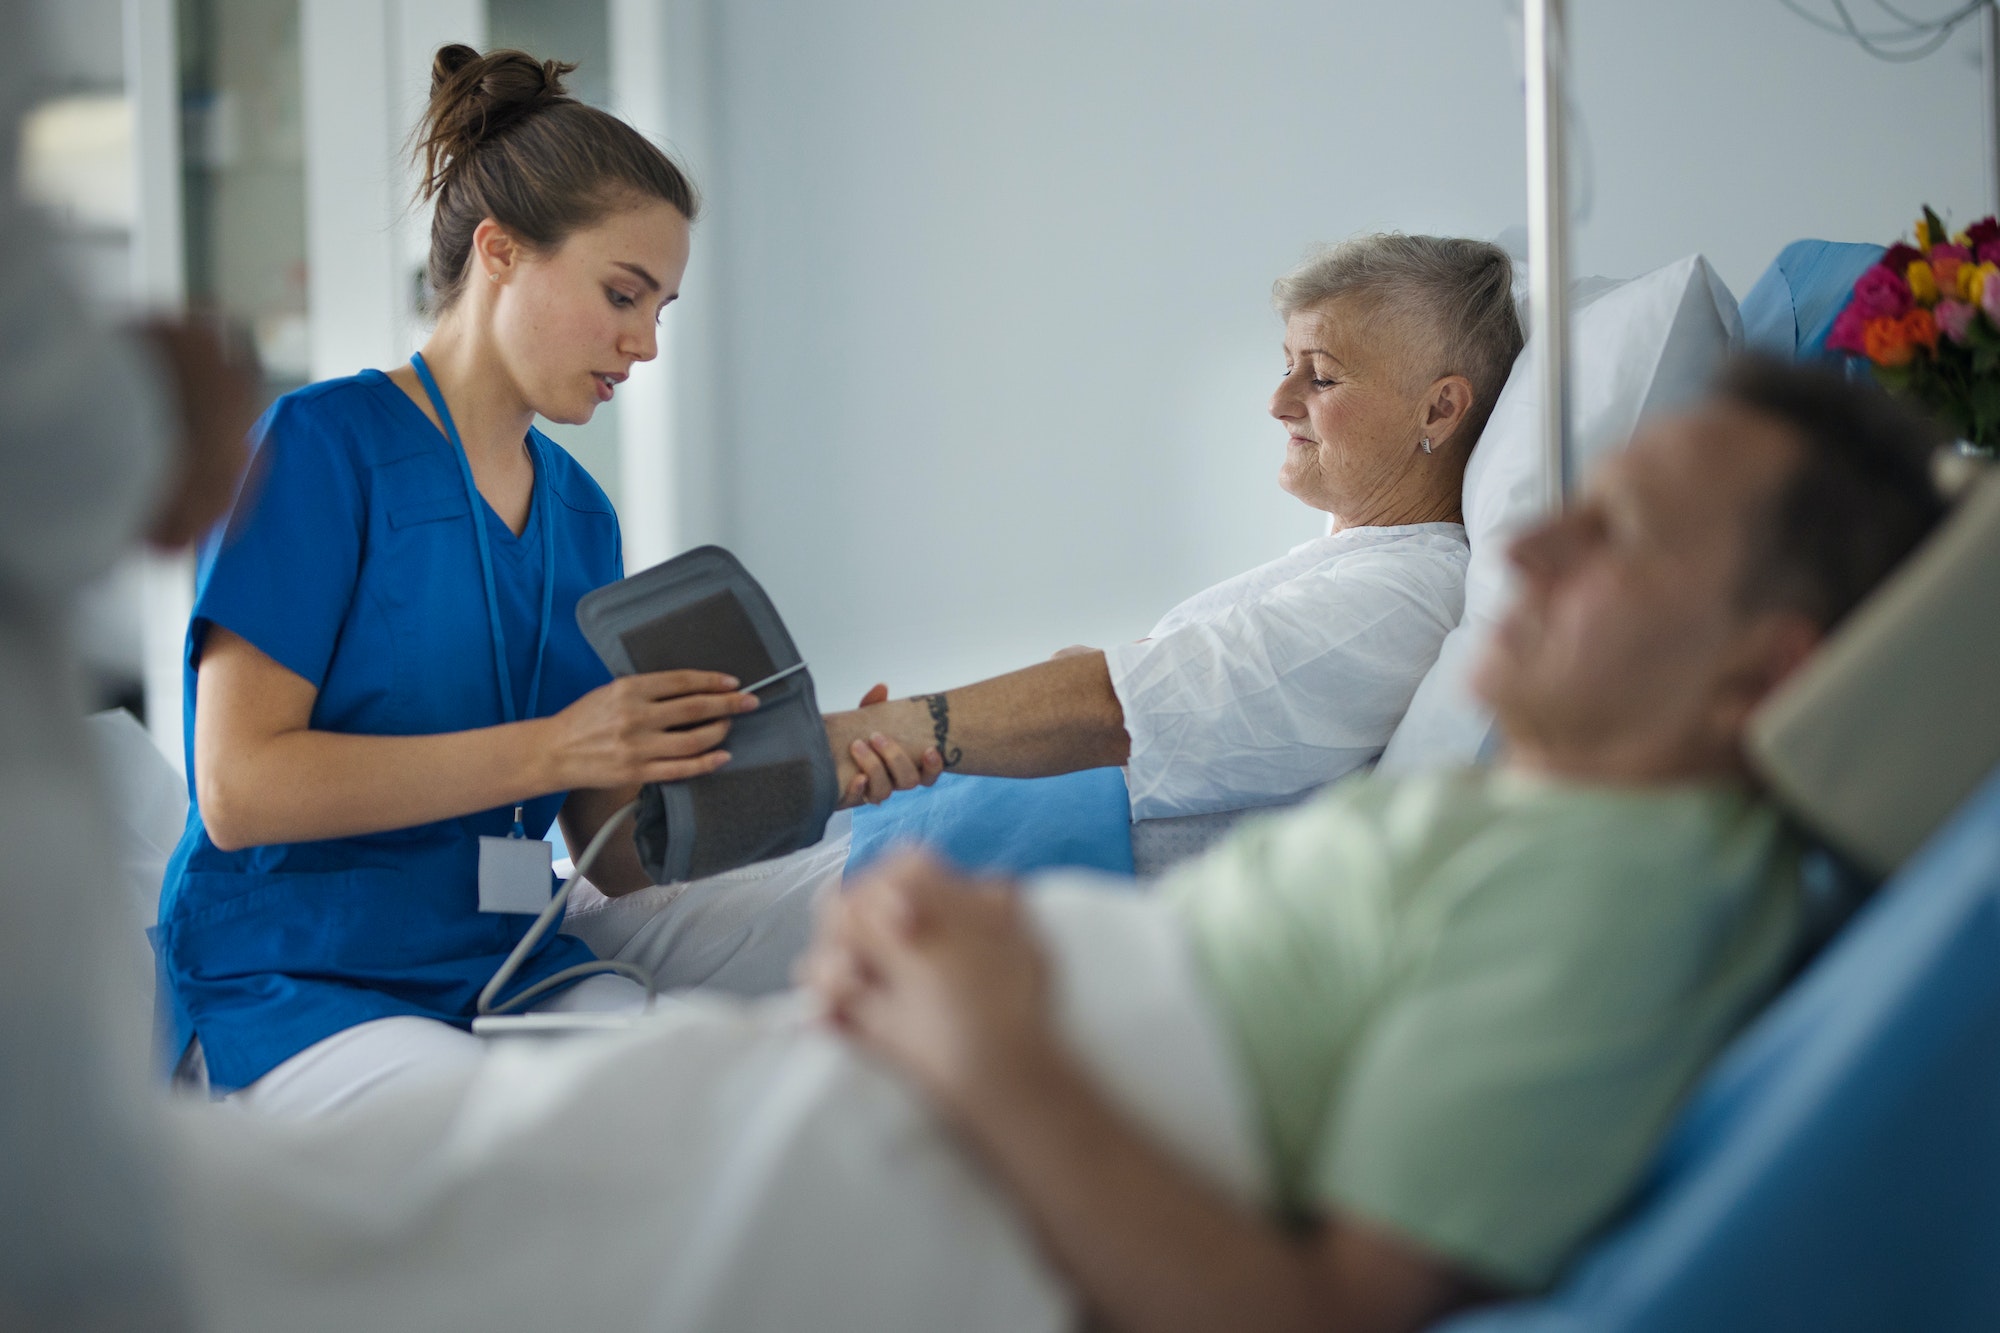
[
  {"x1": 1985, "y1": 3, "x2": 2000, "y2": 217},
  {"x1": 1525, "y1": 0, "x2": 1572, "y2": 508}
]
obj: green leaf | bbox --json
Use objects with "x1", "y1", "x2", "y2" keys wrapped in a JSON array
[{"x1": 1924, "y1": 204, "x2": 1949, "y2": 247}]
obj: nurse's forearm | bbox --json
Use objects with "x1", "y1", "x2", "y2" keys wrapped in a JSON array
[
  {"x1": 195, "y1": 627, "x2": 743, "y2": 851},
  {"x1": 197, "y1": 717, "x2": 576, "y2": 851},
  {"x1": 824, "y1": 651, "x2": 1130, "y2": 780}
]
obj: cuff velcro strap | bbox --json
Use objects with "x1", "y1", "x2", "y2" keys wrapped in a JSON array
[{"x1": 577, "y1": 545, "x2": 838, "y2": 884}]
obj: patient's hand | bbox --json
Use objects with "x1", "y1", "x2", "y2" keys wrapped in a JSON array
[
  {"x1": 799, "y1": 851, "x2": 1050, "y2": 1120},
  {"x1": 1049, "y1": 644, "x2": 1097, "y2": 660},
  {"x1": 828, "y1": 684, "x2": 946, "y2": 808}
]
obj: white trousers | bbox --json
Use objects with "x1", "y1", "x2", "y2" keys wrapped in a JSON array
[
  {"x1": 226, "y1": 973, "x2": 650, "y2": 1118},
  {"x1": 228, "y1": 819, "x2": 856, "y2": 1119},
  {"x1": 560, "y1": 818, "x2": 853, "y2": 997}
]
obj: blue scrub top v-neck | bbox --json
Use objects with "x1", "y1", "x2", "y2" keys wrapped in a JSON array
[{"x1": 153, "y1": 368, "x2": 625, "y2": 1091}]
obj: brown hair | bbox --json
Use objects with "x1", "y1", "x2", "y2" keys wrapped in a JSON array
[
  {"x1": 1719, "y1": 354, "x2": 1947, "y2": 631},
  {"x1": 414, "y1": 44, "x2": 700, "y2": 312}
]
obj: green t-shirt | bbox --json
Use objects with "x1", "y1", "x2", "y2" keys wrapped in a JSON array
[{"x1": 1164, "y1": 768, "x2": 1804, "y2": 1291}]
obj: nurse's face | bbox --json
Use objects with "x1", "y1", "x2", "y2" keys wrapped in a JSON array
[
  {"x1": 489, "y1": 198, "x2": 693, "y2": 425},
  {"x1": 1268, "y1": 297, "x2": 1448, "y2": 520}
]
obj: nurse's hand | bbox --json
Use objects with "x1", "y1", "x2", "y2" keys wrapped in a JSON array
[{"x1": 541, "y1": 669, "x2": 756, "y2": 789}]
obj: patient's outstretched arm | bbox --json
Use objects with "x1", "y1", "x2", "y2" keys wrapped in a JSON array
[
  {"x1": 801, "y1": 855, "x2": 1493, "y2": 1333},
  {"x1": 823, "y1": 650, "x2": 1130, "y2": 787}
]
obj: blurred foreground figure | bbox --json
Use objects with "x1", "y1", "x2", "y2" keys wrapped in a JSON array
[{"x1": 0, "y1": 4, "x2": 253, "y2": 1326}]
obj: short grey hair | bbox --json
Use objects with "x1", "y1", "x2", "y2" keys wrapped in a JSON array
[{"x1": 1273, "y1": 233, "x2": 1524, "y2": 449}]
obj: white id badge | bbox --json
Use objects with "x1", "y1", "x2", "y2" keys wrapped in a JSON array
[{"x1": 478, "y1": 835, "x2": 555, "y2": 914}]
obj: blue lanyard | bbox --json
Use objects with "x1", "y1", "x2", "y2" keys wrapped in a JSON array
[{"x1": 409, "y1": 353, "x2": 556, "y2": 728}]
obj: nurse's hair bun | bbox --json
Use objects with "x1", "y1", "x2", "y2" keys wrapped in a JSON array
[
  {"x1": 411, "y1": 43, "x2": 698, "y2": 313},
  {"x1": 417, "y1": 45, "x2": 575, "y2": 199}
]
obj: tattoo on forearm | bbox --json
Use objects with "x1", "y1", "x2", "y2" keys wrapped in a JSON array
[{"x1": 921, "y1": 693, "x2": 964, "y2": 768}]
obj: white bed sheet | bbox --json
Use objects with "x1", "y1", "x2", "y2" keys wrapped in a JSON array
[{"x1": 167, "y1": 881, "x2": 1263, "y2": 1333}]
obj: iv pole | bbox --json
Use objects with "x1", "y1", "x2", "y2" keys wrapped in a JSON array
[
  {"x1": 1525, "y1": 0, "x2": 1572, "y2": 508},
  {"x1": 1986, "y1": 3, "x2": 2000, "y2": 216}
]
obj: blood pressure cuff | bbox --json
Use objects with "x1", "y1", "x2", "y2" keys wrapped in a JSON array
[{"x1": 576, "y1": 545, "x2": 838, "y2": 884}]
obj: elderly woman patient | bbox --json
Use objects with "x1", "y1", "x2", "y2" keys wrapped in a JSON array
[
  {"x1": 836, "y1": 232, "x2": 1522, "y2": 812},
  {"x1": 566, "y1": 234, "x2": 1524, "y2": 986}
]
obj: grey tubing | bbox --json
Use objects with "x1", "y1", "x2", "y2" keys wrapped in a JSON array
[{"x1": 476, "y1": 799, "x2": 655, "y2": 1017}]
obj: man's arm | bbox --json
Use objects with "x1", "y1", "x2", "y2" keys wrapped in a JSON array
[
  {"x1": 824, "y1": 650, "x2": 1131, "y2": 785},
  {"x1": 800, "y1": 855, "x2": 1493, "y2": 1333}
]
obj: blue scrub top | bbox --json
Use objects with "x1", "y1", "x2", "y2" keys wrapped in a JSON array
[{"x1": 154, "y1": 370, "x2": 624, "y2": 1092}]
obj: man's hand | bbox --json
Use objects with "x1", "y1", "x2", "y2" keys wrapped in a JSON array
[
  {"x1": 801, "y1": 855, "x2": 1485, "y2": 1333},
  {"x1": 828, "y1": 684, "x2": 946, "y2": 808},
  {"x1": 798, "y1": 850, "x2": 1052, "y2": 1120}
]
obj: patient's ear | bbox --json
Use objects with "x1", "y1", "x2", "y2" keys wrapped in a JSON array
[
  {"x1": 1708, "y1": 609, "x2": 1823, "y2": 742},
  {"x1": 1422, "y1": 375, "x2": 1477, "y2": 450}
]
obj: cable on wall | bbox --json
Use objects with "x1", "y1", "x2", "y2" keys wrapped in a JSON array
[{"x1": 1778, "y1": 0, "x2": 1990, "y2": 62}]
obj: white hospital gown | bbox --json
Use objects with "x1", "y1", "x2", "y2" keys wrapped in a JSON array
[
  {"x1": 571, "y1": 522, "x2": 1468, "y2": 994},
  {"x1": 1106, "y1": 522, "x2": 1468, "y2": 821}
]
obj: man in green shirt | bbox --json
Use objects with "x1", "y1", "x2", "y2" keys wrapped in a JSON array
[{"x1": 801, "y1": 356, "x2": 1948, "y2": 1333}]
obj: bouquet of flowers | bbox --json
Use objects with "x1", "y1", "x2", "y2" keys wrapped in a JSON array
[{"x1": 1829, "y1": 206, "x2": 2000, "y2": 453}]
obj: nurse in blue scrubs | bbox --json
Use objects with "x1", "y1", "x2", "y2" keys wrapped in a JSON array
[{"x1": 154, "y1": 45, "x2": 863, "y2": 1112}]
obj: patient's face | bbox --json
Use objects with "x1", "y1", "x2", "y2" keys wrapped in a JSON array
[
  {"x1": 1270, "y1": 299, "x2": 1441, "y2": 520},
  {"x1": 1472, "y1": 401, "x2": 1806, "y2": 780}
]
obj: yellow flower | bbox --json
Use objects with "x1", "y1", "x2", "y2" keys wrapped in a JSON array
[
  {"x1": 1955, "y1": 229, "x2": 1973, "y2": 248},
  {"x1": 1960, "y1": 261, "x2": 1998, "y2": 304},
  {"x1": 1916, "y1": 217, "x2": 1935, "y2": 250},
  {"x1": 1906, "y1": 259, "x2": 1939, "y2": 305}
]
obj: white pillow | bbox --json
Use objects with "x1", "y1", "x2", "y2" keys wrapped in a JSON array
[
  {"x1": 1377, "y1": 255, "x2": 1741, "y2": 773},
  {"x1": 84, "y1": 708, "x2": 188, "y2": 926}
]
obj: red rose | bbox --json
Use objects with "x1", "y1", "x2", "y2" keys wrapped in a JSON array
[
  {"x1": 1827, "y1": 303, "x2": 1870, "y2": 355},
  {"x1": 1966, "y1": 217, "x2": 2000, "y2": 250},
  {"x1": 1879, "y1": 242, "x2": 1923, "y2": 276},
  {"x1": 1850, "y1": 263, "x2": 1913, "y2": 320}
]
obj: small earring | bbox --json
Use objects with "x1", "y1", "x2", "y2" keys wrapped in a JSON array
[
  {"x1": 487, "y1": 270, "x2": 500, "y2": 283},
  {"x1": 1420, "y1": 437, "x2": 1434, "y2": 454}
]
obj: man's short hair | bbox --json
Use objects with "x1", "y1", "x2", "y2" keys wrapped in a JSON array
[{"x1": 1716, "y1": 354, "x2": 1949, "y2": 631}]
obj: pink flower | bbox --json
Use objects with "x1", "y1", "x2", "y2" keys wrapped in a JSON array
[
  {"x1": 1850, "y1": 263, "x2": 1913, "y2": 320},
  {"x1": 1977, "y1": 240, "x2": 2000, "y2": 267},
  {"x1": 1827, "y1": 302, "x2": 1871, "y2": 354},
  {"x1": 1935, "y1": 297, "x2": 1976, "y2": 343},
  {"x1": 1982, "y1": 267, "x2": 2000, "y2": 326}
]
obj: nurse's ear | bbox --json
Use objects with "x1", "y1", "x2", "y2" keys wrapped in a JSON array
[{"x1": 467, "y1": 217, "x2": 530, "y2": 289}]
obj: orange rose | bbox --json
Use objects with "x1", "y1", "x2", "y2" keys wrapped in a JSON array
[
  {"x1": 1903, "y1": 307, "x2": 1938, "y2": 352},
  {"x1": 1863, "y1": 315, "x2": 1915, "y2": 366}
]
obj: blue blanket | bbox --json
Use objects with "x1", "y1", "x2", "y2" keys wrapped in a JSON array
[
  {"x1": 1740, "y1": 238, "x2": 1885, "y2": 363},
  {"x1": 847, "y1": 768, "x2": 1136, "y2": 878}
]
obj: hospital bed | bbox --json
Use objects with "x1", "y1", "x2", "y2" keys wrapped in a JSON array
[
  {"x1": 92, "y1": 218, "x2": 2000, "y2": 1328},
  {"x1": 98, "y1": 455, "x2": 2000, "y2": 1333}
]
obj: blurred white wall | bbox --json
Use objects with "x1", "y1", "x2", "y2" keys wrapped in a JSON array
[{"x1": 650, "y1": 0, "x2": 1985, "y2": 706}]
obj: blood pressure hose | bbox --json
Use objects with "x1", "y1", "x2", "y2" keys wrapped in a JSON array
[{"x1": 476, "y1": 799, "x2": 654, "y2": 1017}]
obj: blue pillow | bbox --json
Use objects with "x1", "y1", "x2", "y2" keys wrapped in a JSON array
[
  {"x1": 1740, "y1": 239, "x2": 1885, "y2": 363},
  {"x1": 847, "y1": 768, "x2": 1136, "y2": 879}
]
